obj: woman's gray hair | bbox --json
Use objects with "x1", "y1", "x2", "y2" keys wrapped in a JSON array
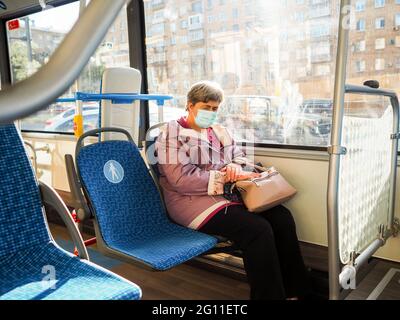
[{"x1": 187, "y1": 81, "x2": 224, "y2": 105}]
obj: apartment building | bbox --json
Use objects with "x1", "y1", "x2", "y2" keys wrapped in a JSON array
[{"x1": 144, "y1": 0, "x2": 400, "y2": 102}]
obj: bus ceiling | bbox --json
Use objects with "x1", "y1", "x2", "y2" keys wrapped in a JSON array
[
  {"x1": 0, "y1": 0, "x2": 76, "y2": 18},
  {"x1": 0, "y1": 0, "x2": 49, "y2": 17},
  {"x1": 0, "y1": 0, "x2": 130, "y2": 124}
]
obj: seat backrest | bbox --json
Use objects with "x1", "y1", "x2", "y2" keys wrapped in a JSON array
[
  {"x1": 0, "y1": 125, "x2": 50, "y2": 257},
  {"x1": 144, "y1": 123, "x2": 167, "y2": 182},
  {"x1": 76, "y1": 138, "x2": 170, "y2": 244},
  {"x1": 100, "y1": 67, "x2": 142, "y2": 144}
]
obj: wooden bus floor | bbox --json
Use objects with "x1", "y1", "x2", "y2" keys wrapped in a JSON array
[
  {"x1": 50, "y1": 222, "x2": 334, "y2": 300},
  {"x1": 346, "y1": 261, "x2": 400, "y2": 300},
  {"x1": 49, "y1": 222, "x2": 400, "y2": 300}
]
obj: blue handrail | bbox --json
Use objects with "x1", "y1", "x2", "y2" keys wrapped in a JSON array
[
  {"x1": 57, "y1": 98, "x2": 77, "y2": 103},
  {"x1": 56, "y1": 92, "x2": 174, "y2": 106}
]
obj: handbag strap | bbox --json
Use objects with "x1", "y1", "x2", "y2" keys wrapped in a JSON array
[
  {"x1": 230, "y1": 167, "x2": 279, "y2": 191},
  {"x1": 251, "y1": 170, "x2": 279, "y2": 183},
  {"x1": 233, "y1": 158, "x2": 276, "y2": 173}
]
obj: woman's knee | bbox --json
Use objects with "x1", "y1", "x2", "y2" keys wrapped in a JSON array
[
  {"x1": 239, "y1": 218, "x2": 275, "y2": 248},
  {"x1": 258, "y1": 219, "x2": 275, "y2": 237},
  {"x1": 263, "y1": 206, "x2": 297, "y2": 230},
  {"x1": 279, "y1": 206, "x2": 296, "y2": 224}
]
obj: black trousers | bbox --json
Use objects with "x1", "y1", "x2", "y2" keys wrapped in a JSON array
[{"x1": 199, "y1": 204, "x2": 310, "y2": 300}]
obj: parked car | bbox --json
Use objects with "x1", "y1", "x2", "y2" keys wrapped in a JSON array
[
  {"x1": 49, "y1": 103, "x2": 69, "y2": 114},
  {"x1": 217, "y1": 95, "x2": 285, "y2": 143},
  {"x1": 45, "y1": 103, "x2": 99, "y2": 128},
  {"x1": 300, "y1": 99, "x2": 333, "y2": 116},
  {"x1": 283, "y1": 99, "x2": 332, "y2": 146},
  {"x1": 44, "y1": 108, "x2": 99, "y2": 133}
]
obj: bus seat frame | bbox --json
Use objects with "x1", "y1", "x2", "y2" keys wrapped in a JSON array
[{"x1": 39, "y1": 180, "x2": 89, "y2": 260}]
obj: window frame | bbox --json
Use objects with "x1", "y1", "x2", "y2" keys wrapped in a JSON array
[
  {"x1": 0, "y1": 0, "x2": 79, "y2": 136},
  {"x1": 395, "y1": 13, "x2": 400, "y2": 27},
  {"x1": 0, "y1": 0, "x2": 148, "y2": 143},
  {"x1": 0, "y1": 18, "x2": 10, "y2": 88},
  {"x1": 375, "y1": 37, "x2": 386, "y2": 50},
  {"x1": 356, "y1": 18, "x2": 366, "y2": 31},
  {"x1": 142, "y1": 1, "x2": 331, "y2": 152},
  {"x1": 0, "y1": 0, "x2": 75, "y2": 90},
  {"x1": 355, "y1": 0, "x2": 366, "y2": 12},
  {"x1": 1, "y1": 1, "x2": 332, "y2": 152},
  {"x1": 375, "y1": 0, "x2": 385, "y2": 8},
  {"x1": 375, "y1": 17, "x2": 385, "y2": 29},
  {"x1": 2, "y1": 1, "x2": 400, "y2": 156}
]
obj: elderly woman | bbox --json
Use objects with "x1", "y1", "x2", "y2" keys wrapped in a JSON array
[{"x1": 155, "y1": 81, "x2": 310, "y2": 300}]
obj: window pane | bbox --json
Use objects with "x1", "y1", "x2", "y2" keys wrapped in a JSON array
[
  {"x1": 144, "y1": 0, "x2": 400, "y2": 148},
  {"x1": 7, "y1": 3, "x2": 129, "y2": 133},
  {"x1": 356, "y1": 0, "x2": 366, "y2": 12},
  {"x1": 144, "y1": 0, "x2": 339, "y2": 146},
  {"x1": 375, "y1": 0, "x2": 385, "y2": 8},
  {"x1": 347, "y1": 2, "x2": 399, "y2": 92}
]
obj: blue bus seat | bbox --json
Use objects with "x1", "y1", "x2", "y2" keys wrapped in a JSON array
[
  {"x1": 76, "y1": 128, "x2": 218, "y2": 271},
  {"x1": 0, "y1": 124, "x2": 141, "y2": 300}
]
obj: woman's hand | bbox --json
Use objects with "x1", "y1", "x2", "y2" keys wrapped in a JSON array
[
  {"x1": 221, "y1": 163, "x2": 243, "y2": 183},
  {"x1": 236, "y1": 171, "x2": 262, "y2": 181},
  {"x1": 221, "y1": 164, "x2": 261, "y2": 183}
]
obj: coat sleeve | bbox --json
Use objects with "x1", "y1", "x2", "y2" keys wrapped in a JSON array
[
  {"x1": 221, "y1": 127, "x2": 253, "y2": 167},
  {"x1": 160, "y1": 163, "x2": 225, "y2": 196},
  {"x1": 155, "y1": 129, "x2": 225, "y2": 196}
]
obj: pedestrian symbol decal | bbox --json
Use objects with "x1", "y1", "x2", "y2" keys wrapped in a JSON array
[{"x1": 104, "y1": 160, "x2": 124, "y2": 184}]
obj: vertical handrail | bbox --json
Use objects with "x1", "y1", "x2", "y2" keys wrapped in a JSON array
[
  {"x1": 327, "y1": 0, "x2": 351, "y2": 300},
  {"x1": 75, "y1": 0, "x2": 88, "y2": 117},
  {"x1": 388, "y1": 96, "x2": 400, "y2": 232}
]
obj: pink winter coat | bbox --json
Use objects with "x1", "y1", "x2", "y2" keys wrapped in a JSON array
[{"x1": 155, "y1": 118, "x2": 250, "y2": 229}]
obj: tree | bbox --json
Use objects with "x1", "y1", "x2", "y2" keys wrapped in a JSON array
[
  {"x1": 10, "y1": 41, "x2": 41, "y2": 83},
  {"x1": 80, "y1": 61, "x2": 106, "y2": 93}
]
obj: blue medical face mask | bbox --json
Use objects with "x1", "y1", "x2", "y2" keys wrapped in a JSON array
[{"x1": 195, "y1": 109, "x2": 218, "y2": 129}]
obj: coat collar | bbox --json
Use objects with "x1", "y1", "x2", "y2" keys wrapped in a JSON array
[{"x1": 161, "y1": 120, "x2": 233, "y2": 147}]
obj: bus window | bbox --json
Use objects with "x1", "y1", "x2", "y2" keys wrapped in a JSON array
[
  {"x1": 143, "y1": 0, "x2": 400, "y2": 149},
  {"x1": 143, "y1": 0, "x2": 340, "y2": 147},
  {"x1": 7, "y1": 2, "x2": 129, "y2": 134}
]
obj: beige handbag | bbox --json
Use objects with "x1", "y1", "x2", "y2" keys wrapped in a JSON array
[{"x1": 232, "y1": 166, "x2": 297, "y2": 213}]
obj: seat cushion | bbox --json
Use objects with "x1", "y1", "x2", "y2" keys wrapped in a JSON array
[
  {"x1": 0, "y1": 242, "x2": 141, "y2": 300},
  {"x1": 106, "y1": 221, "x2": 217, "y2": 271}
]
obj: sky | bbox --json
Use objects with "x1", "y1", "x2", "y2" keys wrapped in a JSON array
[{"x1": 28, "y1": 2, "x2": 80, "y2": 33}]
